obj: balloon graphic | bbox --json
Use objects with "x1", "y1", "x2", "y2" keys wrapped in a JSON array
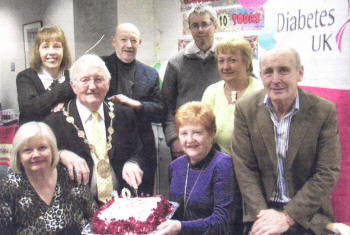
[
  {"x1": 238, "y1": 0, "x2": 268, "y2": 10},
  {"x1": 259, "y1": 28, "x2": 275, "y2": 50}
]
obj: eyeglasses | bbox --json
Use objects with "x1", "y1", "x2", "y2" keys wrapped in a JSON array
[
  {"x1": 189, "y1": 21, "x2": 213, "y2": 31},
  {"x1": 78, "y1": 77, "x2": 106, "y2": 86}
]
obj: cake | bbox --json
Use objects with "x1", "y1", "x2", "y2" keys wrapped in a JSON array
[{"x1": 90, "y1": 195, "x2": 173, "y2": 234}]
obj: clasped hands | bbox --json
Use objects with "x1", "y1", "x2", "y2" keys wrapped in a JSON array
[
  {"x1": 250, "y1": 209, "x2": 294, "y2": 235},
  {"x1": 59, "y1": 150, "x2": 143, "y2": 190}
]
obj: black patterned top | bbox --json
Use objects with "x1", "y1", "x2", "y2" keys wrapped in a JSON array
[{"x1": 0, "y1": 164, "x2": 97, "y2": 234}]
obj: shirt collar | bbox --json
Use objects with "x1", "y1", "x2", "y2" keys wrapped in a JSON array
[
  {"x1": 38, "y1": 68, "x2": 65, "y2": 83},
  {"x1": 76, "y1": 99, "x2": 105, "y2": 124},
  {"x1": 184, "y1": 40, "x2": 217, "y2": 59},
  {"x1": 264, "y1": 90, "x2": 300, "y2": 114}
]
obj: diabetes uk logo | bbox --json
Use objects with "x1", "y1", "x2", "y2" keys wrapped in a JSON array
[{"x1": 277, "y1": 8, "x2": 336, "y2": 52}]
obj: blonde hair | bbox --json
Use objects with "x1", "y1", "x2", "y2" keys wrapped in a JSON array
[
  {"x1": 29, "y1": 25, "x2": 71, "y2": 72},
  {"x1": 175, "y1": 101, "x2": 216, "y2": 137},
  {"x1": 10, "y1": 122, "x2": 59, "y2": 174},
  {"x1": 216, "y1": 36, "x2": 254, "y2": 75}
]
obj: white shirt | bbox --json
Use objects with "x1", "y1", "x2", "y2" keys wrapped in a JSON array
[
  {"x1": 38, "y1": 69, "x2": 65, "y2": 90},
  {"x1": 76, "y1": 99, "x2": 106, "y2": 145},
  {"x1": 184, "y1": 40, "x2": 217, "y2": 60}
]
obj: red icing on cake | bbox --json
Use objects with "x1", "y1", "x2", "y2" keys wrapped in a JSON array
[{"x1": 91, "y1": 195, "x2": 171, "y2": 234}]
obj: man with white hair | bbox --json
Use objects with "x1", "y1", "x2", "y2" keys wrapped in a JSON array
[{"x1": 45, "y1": 54, "x2": 144, "y2": 204}]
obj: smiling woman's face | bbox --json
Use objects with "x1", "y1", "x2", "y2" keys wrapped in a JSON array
[
  {"x1": 178, "y1": 123, "x2": 214, "y2": 165},
  {"x1": 217, "y1": 50, "x2": 248, "y2": 83},
  {"x1": 39, "y1": 40, "x2": 63, "y2": 72},
  {"x1": 20, "y1": 135, "x2": 53, "y2": 174}
]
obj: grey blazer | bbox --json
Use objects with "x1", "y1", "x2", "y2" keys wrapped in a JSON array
[{"x1": 232, "y1": 89, "x2": 341, "y2": 235}]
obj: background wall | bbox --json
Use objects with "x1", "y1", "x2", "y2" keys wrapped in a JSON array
[
  {"x1": 73, "y1": 0, "x2": 117, "y2": 58},
  {"x1": 116, "y1": 0, "x2": 182, "y2": 66}
]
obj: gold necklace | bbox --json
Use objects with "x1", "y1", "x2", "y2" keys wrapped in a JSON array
[
  {"x1": 183, "y1": 161, "x2": 205, "y2": 218},
  {"x1": 63, "y1": 100, "x2": 115, "y2": 178}
]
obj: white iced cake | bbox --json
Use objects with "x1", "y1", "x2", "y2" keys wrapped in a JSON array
[{"x1": 91, "y1": 195, "x2": 171, "y2": 234}]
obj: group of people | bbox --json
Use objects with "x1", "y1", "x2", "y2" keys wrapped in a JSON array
[{"x1": 0, "y1": 3, "x2": 341, "y2": 235}]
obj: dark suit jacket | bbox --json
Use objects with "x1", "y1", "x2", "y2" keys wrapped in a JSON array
[
  {"x1": 103, "y1": 53, "x2": 165, "y2": 194},
  {"x1": 232, "y1": 89, "x2": 341, "y2": 235},
  {"x1": 16, "y1": 68, "x2": 75, "y2": 125},
  {"x1": 45, "y1": 100, "x2": 144, "y2": 193}
]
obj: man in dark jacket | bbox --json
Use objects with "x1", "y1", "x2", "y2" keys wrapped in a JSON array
[{"x1": 103, "y1": 23, "x2": 164, "y2": 194}]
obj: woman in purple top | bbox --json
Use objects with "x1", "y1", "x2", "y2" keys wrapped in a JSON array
[{"x1": 157, "y1": 102, "x2": 242, "y2": 235}]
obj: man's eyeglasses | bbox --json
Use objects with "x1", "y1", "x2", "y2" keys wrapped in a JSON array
[
  {"x1": 189, "y1": 21, "x2": 213, "y2": 31},
  {"x1": 78, "y1": 77, "x2": 106, "y2": 86}
]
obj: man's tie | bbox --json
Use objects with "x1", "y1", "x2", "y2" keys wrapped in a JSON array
[{"x1": 91, "y1": 112, "x2": 113, "y2": 203}]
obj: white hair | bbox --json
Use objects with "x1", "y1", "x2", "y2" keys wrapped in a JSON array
[{"x1": 70, "y1": 54, "x2": 111, "y2": 83}]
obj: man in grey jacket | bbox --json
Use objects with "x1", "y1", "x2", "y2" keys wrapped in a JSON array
[{"x1": 161, "y1": 4, "x2": 220, "y2": 159}]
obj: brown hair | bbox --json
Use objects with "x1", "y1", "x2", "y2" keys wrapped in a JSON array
[
  {"x1": 175, "y1": 101, "x2": 216, "y2": 136},
  {"x1": 29, "y1": 25, "x2": 71, "y2": 72},
  {"x1": 216, "y1": 36, "x2": 253, "y2": 75}
]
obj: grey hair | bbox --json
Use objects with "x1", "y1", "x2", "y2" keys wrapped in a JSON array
[
  {"x1": 187, "y1": 4, "x2": 217, "y2": 25},
  {"x1": 259, "y1": 46, "x2": 302, "y2": 70},
  {"x1": 10, "y1": 122, "x2": 59, "y2": 174},
  {"x1": 70, "y1": 54, "x2": 111, "y2": 83}
]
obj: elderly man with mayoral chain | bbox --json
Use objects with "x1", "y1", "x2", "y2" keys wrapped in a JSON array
[{"x1": 45, "y1": 54, "x2": 144, "y2": 204}]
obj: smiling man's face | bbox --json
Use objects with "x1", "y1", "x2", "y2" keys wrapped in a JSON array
[
  {"x1": 112, "y1": 23, "x2": 141, "y2": 64},
  {"x1": 260, "y1": 48, "x2": 303, "y2": 109}
]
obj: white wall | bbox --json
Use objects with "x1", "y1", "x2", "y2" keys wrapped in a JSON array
[
  {"x1": 154, "y1": 0, "x2": 183, "y2": 62},
  {"x1": 0, "y1": 0, "x2": 40, "y2": 110}
]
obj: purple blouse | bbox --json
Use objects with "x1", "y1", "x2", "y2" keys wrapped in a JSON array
[{"x1": 169, "y1": 149, "x2": 240, "y2": 234}]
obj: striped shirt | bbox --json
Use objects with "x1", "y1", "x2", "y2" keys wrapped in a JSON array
[{"x1": 264, "y1": 92, "x2": 300, "y2": 203}]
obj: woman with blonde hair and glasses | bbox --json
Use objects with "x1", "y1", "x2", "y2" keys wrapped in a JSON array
[
  {"x1": 202, "y1": 36, "x2": 262, "y2": 156},
  {"x1": 0, "y1": 121, "x2": 97, "y2": 234},
  {"x1": 16, "y1": 25, "x2": 74, "y2": 125}
]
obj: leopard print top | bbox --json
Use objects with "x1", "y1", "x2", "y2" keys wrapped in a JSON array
[{"x1": 0, "y1": 164, "x2": 97, "y2": 234}]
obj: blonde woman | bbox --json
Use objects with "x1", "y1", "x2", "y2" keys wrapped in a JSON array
[
  {"x1": 0, "y1": 122, "x2": 96, "y2": 234},
  {"x1": 202, "y1": 36, "x2": 262, "y2": 156}
]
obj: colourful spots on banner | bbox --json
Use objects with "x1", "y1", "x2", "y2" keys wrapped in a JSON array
[
  {"x1": 259, "y1": 27, "x2": 275, "y2": 50},
  {"x1": 237, "y1": 0, "x2": 267, "y2": 10},
  {"x1": 216, "y1": 7, "x2": 264, "y2": 32}
]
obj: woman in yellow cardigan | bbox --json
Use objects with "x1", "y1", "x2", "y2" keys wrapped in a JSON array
[{"x1": 202, "y1": 36, "x2": 262, "y2": 156}]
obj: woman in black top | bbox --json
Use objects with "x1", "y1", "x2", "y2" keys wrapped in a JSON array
[{"x1": 16, "y1": 25, "x2": 74, "y2": 125}]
